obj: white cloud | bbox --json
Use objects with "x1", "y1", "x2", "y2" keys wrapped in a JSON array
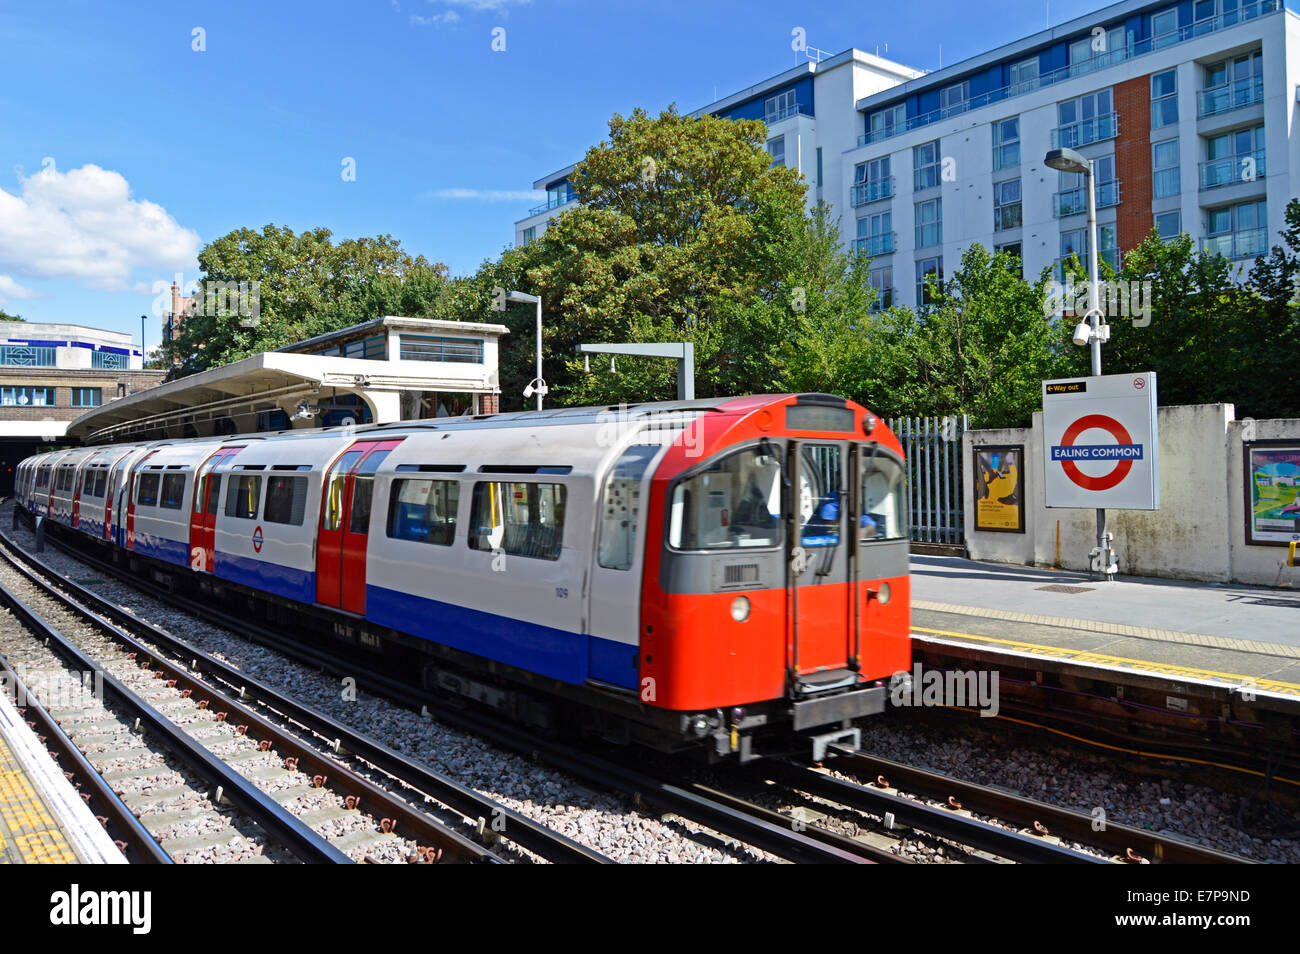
[
  {"x1": 0, "y1": 163, "x2": 199, "y2": 293},
  {"x1": 411, "y1": 10, "x2": 459, "y2": 25},
  {"x1": 427, "y1": 0, "x2": 530, "y2": 10},
  {"x1": 423, "y1": 188, "x2": 544, "y2": 201},
  {"x1": 0, "y1": 275, "x2": 38, "y2": 306}
]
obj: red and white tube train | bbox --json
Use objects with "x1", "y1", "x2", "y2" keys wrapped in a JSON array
[{"x1": 16, "y1": 393, "x2": 911, "y2": 760}]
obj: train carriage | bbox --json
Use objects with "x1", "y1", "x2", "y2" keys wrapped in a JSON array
[{"x1": 18, "y1": 393, "x2": 912, "y2": 761}]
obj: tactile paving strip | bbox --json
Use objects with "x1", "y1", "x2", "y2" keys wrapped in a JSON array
[{"x1": 0, "y1": 732, "x2": 77, "y2": 864}]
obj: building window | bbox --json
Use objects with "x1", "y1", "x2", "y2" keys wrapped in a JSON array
[
  {"x1": 1200, "y1": 51, "x2": 1263, "y2": 116},
  {"x1": 1054, "y1": 89, "x2": 1116, "y2": 148},
  {"x1": 852, "y1": 156, "x2": 892, "y2": 204},
  {"x1": 869, "y1": 266, "x2": 893, "y2": 311},
  {"x1": 914, "y1": 198, "x2": 942, "y2": 249},
  {"x1": 915, "y1": 257, "x2": 943, "y2": 306},
  {"x1": 1009, "y1": 57, "x2": 1039, "y2": 93},
  {"x1": 939, "y1": 81, "x2": 968, "y2": 116},
  {"x1": 0, "y1": 386, "x2": 54, "y2": 407},
  {"x1": 1151, "y1": 69, "x2": 1178, "y2": 128},
  {"x1": 546, "y1": 181, "x2": 575, "y2": 209},
  {"x1": 913, "y1": 140, "x2": 941, "y2": 191},
  {"x1": 0, "y1": 345, "x2": 55, "y2": 367},
  {"x1": 71, "y1": 387, "x2": 102, "y2": 408},
  {"x1": 1205, "y1": 200, "x2": 1267, "y2": 259},
  {"x1": 468, "y1": 481, "x2": 566, "y2": 561},
  {"x1": 399, "y1": 335, "x2": 484, "y2": 364},
  {"x1": 326, "y1": 334, "x2": 386, "y2": 360},
  {"x1": 1151, "y1": 7, "x2": 1179, "y2": 49},
  {"x1": 993, "y1": 179, "x2": 1022, "y2": 232},
  {"x1": 816, "y1": 147, "x2": 823, "y2": 189},
  {"x1": 1069, "y1": 25, "x2": 1126, "y2": 73},
  {"x1": 993, "y1": 117, "x2": 1020, "y2": 170},
  {"x1": 91, "y1": 350, "x2": 128, "y2": 369},
  {"x1": 764, "y1": 89, "x2": 797, "y2": 123},
  {"x1": 1055, "y1": 155, "x2": 1118, "y2": 216},
  {"x1": 1152, "y1": 139, "x2": 1180, "y2": 198},
  {"x1": 1155, "y1": 210, "x2": 1182, "y2": 241},
  {"x1": 521, "y1": 226, "x2": 536, "y2": 243},
  {"x1": 767, "y1": 135, "x2": 786, "y2": 167},
  {"x1": 1202, "y1": 125, "x2": 1265, "y2": 190},
  {"x1": 855, "y1": 212, "x2": 893, "y2": 256},
  {"x1": 866, "y1": 104, "x2": 906, "y2": 143},
  {"x1": 995, "y1": 242, "x2": 1023, "y2": 278}
]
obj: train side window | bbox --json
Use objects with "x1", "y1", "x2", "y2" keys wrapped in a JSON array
[
  {"x1": 225, "y1": 474, "x2": 262, "y2": 520},
  {"x1": 668, "y1": 447, "x2": 782, "y2": 550},
  {"x1": 137, "y1": 472, "x2": 161, "y2": 508},
  {"x1": 159, "y1": 473, "x2": 187, "y2": 510},
  {"x1": 387, "y1": 478, "x2": 458, "y2": 545},
  {"x1": 206, "y1": 474, "x2": 221, "y2": 515},
  {"x1": 861, "y1": 453, "x2": 908, "y2": 541},
  {"x1": 468, "y1": 481, "x2": 566, "y2": 560},
  {"x1": 597, "y1": 445, "x2": 658, "y2": 570},
  {"x1": 264, "y1": 476, "x2": 308, "y2": 526}
]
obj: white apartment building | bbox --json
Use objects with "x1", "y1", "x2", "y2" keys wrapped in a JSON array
[{"x1": 514, "y1": 0, "x2": 1300, "y2": 311}]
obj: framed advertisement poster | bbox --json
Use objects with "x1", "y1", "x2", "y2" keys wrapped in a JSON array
[
  {"x1": 1245, "y1": 441, "x2": 1300, "y2": 546},
  {"x1": 973, "y1": 444, "x2": 1025, "y2": 533}
]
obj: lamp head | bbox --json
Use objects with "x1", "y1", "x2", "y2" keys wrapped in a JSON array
[{"x1": 1044, "y1": 147, "x2": 1089, "y2": 175}]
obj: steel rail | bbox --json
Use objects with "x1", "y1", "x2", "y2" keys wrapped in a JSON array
[
  {"x1": 828, "y1": 747, "x2": 1252, "y2": 865},
  {"x1": 0, "y1": 533, "x2": 608, "y2": 864},
  {"x1": 0, "y1": 649, "x2": 172, "y2": 864},
  {"x1": 0, "y1": 577, "x2": 352, "y2": 864}
]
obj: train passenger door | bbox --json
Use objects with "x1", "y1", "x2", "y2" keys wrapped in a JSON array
[
  {"x1": 105, "y1": 454, "x2": 133, "y2": 542},
  {"x1": 784, "y1": 442, "x2": 854, "y2": 689},
  {"x1": 71, "y1": 465, "x2": 84, "y2": 529},
  {"x1": 316, "y1": 440, "x2": 402, "y2": 614},
  {"x1": 188, "y1": 447, "x2": 241, "y2": 571},
  {"x1": 125, "y1": 451, "x2": 159, "y2": 550}
]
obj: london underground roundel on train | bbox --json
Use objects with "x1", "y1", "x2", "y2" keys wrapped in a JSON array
[{"x1": 1042, "y1": 372, "x2": 1159, "y2": 510}]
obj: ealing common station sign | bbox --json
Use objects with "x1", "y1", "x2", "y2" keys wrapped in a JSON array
[{"x1": 1042, "y1": 372, "x2": 1159, "y2": 510}]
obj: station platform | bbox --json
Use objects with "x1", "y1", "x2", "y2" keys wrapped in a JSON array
[
  {"x1": 909, "y1": 556, "x2": 1300, "y2": 708},
  {"x1": 0, "y1": 674, "x2": 126, "y2": 864}
]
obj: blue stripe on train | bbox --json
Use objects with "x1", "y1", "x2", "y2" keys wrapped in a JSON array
[
  {"x1": 215, "y1": 551, "x2": 316, "y2": 604},
  {"x1": 366, "y1": 584, "x2": 639, "y2": 689},
  {"x1": 132, "y1": 533, "x2": 189, "y2": 567}
]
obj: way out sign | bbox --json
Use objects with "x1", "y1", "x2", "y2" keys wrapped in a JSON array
[{"x1": 1042, "y1": 372, "x2": 1158, "y2": 510}]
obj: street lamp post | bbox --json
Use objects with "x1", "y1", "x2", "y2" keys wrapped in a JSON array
[
  {"x1": 1045, "y1": 146, "x2": 1116, "y2": 580},
  {"x1": 505, "y1": 291, "x2": 545, "y2": 410},
  {"x1": 140, "y1": 314, "x2": 148, "y2": 367}
]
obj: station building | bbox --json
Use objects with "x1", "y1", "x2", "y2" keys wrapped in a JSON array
[
  {"x1": 515, "y1": 0, "x2": 1299, "y2": 310},
  {"x1": 0, "y1": 323, "x2": 161, "y2": 493},
  {"x1": 66, "y1": 315, "x2": 509, "y2": 445}
]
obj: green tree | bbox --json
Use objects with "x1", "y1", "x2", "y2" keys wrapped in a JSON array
[
  {"x1": 0, "y1": 310, "x2": 23, "y2": 321},
  {"x1": 852, "y1": 245, "x2": 1074, "y2": 428},
  {"x1": 444, "y1": 107, "x2": 813, "y2": 408},
  {"x1": 168, "y1": 225, "x2": 447, "y2": 374}
]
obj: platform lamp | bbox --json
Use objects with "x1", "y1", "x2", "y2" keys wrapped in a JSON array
[
  {"x1": 1044, "y1": 146, "x2": 1115, "y2": 581},
  {"x1": 140, "y1": 314, "x2": 148, "y2": 367},
  {"x1": 505, "y1": 291, "x2": 545, "y2": 410}
]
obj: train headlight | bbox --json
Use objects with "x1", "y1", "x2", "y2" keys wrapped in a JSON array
[
  {"x1": 877, "y1": 582, "x2": 891, "y2": 605},
  {"x1": 730, "y1": 596, "x2": 751, "y2": 622}
]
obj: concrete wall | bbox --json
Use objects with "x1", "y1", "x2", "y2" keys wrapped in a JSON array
[{"x1": 964, "y1": 403, "x2": 1299, "y2": 587}]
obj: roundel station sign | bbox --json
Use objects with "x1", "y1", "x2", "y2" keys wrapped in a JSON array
[{"x1": 1042, "y1": 373, "x2": 1159, "y2": 510}]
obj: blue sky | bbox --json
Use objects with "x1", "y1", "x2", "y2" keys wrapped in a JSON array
[{"x1": 1, "y1": 0, "x2": 1114, "y2": 345}]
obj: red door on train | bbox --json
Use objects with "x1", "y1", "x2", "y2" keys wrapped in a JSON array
[
  {"x1": 71, "y1": 465, "x2": 85, "y2": 529},
  {"x1": 316, "y1": 440, "x2": 401, "y2": 614},
  {"x1": 188, "y1": 447, "x2": 242, "y2": 571}
]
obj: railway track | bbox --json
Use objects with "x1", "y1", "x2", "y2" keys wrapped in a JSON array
[
  {"x1": 7, "y1": 518, "x2": 1258, "y2": 864},
  {"x1": 0, "y1": 528, "x2": 609, "y2": 864}
]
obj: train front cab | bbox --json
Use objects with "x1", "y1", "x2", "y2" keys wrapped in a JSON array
[{"x1": 642, "y1": 394, "x2": 912, "y2": 761}]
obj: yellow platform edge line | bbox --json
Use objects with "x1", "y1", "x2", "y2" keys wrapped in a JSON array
[{"x1": 0, "y1": 738, "x2": 78, "y2": 864}]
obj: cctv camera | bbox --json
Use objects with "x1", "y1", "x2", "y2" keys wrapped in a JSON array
[
  {"x1": 523, "y1": 383, "x2": 535, "y2": 399},
  {"x1": 1072, "y1": 321, "x2": 1091, "y2": 347}
]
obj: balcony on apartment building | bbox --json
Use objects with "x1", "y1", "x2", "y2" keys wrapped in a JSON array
[
  {"x1": 1051, "y1": 111, "x2": 1119, "y2": 149},
  {"x1": 851, "y1": 177, "x2": 895, "y2": 206},
  {"x1": 1197, "y1": 76, "x2": 1265, "y2": 118},
  {"x1": 856, "y1": 0, "x2": 1280, "y2": 149},
  {"x1": 854, "y1": 233, "x2": 896, "y2": 256},
  {"x1": 1203, "y1": 227, "x2": 1267, "y2": 259},
  {"x1": 1053, "y1": 179, "x2": 1122, "y2": 217},
  {"x1": 764, "y1": 102, "x2": 810, "y2": 125},
  {"x1": 1054, "y1": 248, "x2": 1120, "y2": 280},
  {"x1": 526, "y1": 185, "x2": 577, "y2": 218},
  {"x1": 1199, "y1": 149, "x2": 1266, "y2": 191}
]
